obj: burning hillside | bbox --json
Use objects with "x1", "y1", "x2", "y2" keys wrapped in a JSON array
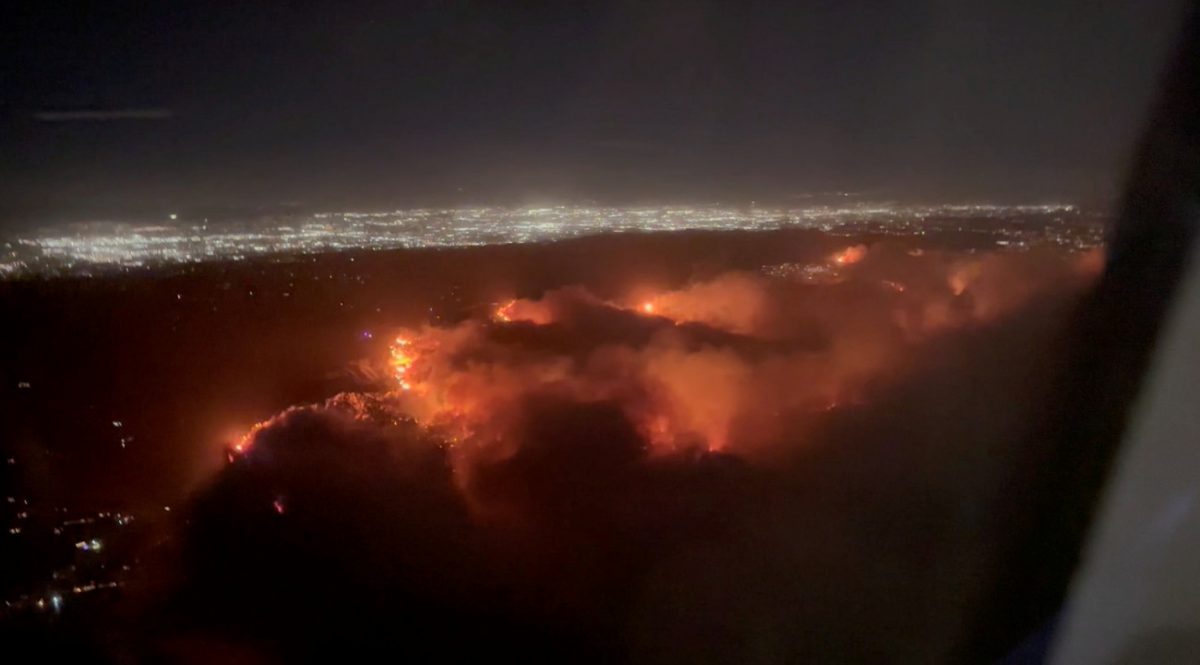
[{"x1": 190, "y1": 242, "x2": 1102, "y2": 661}]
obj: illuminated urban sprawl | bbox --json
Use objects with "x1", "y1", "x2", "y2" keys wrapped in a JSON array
[{"x1": 0, "y1": 203, "x2": 1102, "y2": 278}]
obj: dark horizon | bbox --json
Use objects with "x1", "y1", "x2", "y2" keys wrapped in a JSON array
[{"x1": 2, "y1": 1, "x2": 1185, "y2": 227}]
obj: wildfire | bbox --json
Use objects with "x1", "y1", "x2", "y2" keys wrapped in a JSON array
[
  {"x1": 225, "y1": 416, "x2": 274, "y2": 461},
  {"x1": 227, "y1": 243, "x2": 1103, "y2": 471},
  {"x1": 391, "y1": 335, "x2": 415, "y2": 391},
  {"x1": 948, "y1": 266, "x2": 976, "y2": 296},
  {"x1": 831, "y1": 244, "x2": 868, "y2": 266},
  {"x1": 494, "y1": 299, "x2": 516, "y2": 322},
  {"x1": 236, "y1": 422, "x2": 266, "y2": 453}
]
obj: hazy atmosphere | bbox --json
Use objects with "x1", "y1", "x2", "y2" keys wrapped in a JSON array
[{"x1": 1, "y1": 1, "x2": 1184, "y2": 226}]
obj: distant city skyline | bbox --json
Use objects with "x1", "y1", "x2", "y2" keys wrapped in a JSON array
[{"x1": 1, "y1": 202, "x2": 1099, "y2": 278}]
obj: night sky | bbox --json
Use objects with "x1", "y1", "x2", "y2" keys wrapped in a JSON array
[{"x1": 1, "y1": 0, "x2": 1186, "y2": 226}]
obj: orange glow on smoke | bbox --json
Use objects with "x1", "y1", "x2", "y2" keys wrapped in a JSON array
[
  {"x1": 390, "y1": 335, "x2": 416, "y2": 391},
  {"x1": 226, "y1": 419, "x2": 271, "y2": 459},
  {"x1": 831, "y1": 244, "x2": 868, "y2": 265},
  {"x1": 229, "y1": 243, "x2": 1103, "y2": 475},
  {"x1": 1076, "y1": 247, "x2": 1106, "y2": 276},
  {"x1": 494, "y1": 300, "x2": 516, "y2": 322},
  {"x1": 948, "y1": 262, "x2": 983, "y2": 297},
  {"x1": 489, "y1": 297, "x2": 555, "y2": 325},
  {"x1": 624, "y1": 273, "x2": 765, "y2": 333},
  {"x1": 237, "y1": 423, "x2": 267, "y2": 451}
]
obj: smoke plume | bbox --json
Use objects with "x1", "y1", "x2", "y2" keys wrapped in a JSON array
[{"x1": 152, "y1": 243, "x2": 1101, "y2": 662}]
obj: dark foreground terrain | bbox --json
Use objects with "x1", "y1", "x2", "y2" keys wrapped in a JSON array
[{"x1": 1, "y1": 224, "x2": 1099, "y2": 662}]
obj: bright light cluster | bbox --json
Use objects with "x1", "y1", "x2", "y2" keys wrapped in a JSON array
[
  {"x1": 391, "y1": 335, "x2": 415, "y2": 391},
  {"x1": 0, "y1": 203, "x2": 1097, "y2": 278}
]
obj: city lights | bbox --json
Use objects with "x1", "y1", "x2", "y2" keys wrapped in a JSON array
[{"x1": 0, "y1": 203, "x2": 1095, "y2": 278}]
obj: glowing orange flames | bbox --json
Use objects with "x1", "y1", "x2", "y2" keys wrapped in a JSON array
[
  {"x1": 391, "y1": 335, "x2": 415, "y2": 391},
  {"x1": 621, "y1": 273, "x2": 765, "y2": 333},
  {"x1": 487, "y1": 297, "x2": 556, "y2": 325},
  {"x1": 831, "y1": 244, "x2": 867, "y2": 266},
  {"x1": 373, "y1": 279, "x2": 880, "y2": 453},
  {"x1": 230, "y1": 243, "x2": 1104, "y2": 470},
  {"x1": 494, "y1": 299, "x2": 516, "y2": 322},
  {"x1": 228, "y1": 420, "x2": 269, "y2": 458}
]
